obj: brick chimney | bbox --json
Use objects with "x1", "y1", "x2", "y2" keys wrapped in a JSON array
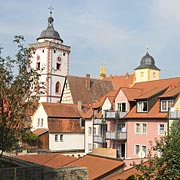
[{"x1": 85, "y1": 74, "x2": 91, "y2": 90}]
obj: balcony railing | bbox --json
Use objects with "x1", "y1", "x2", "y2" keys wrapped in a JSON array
[
  {"x1": 106, "y1": 131, "x2": 127, "y2": 140},
  {"x1": 94, "y1": 136, "x2": 106, "y2": 144},
  {"x1": 169, "y1": 110, "x2": 180, "y2": 119},
  {"x1": 94, "y1": 118, "x2": 105, "y2": 125},
  {"x1": 105, "y1": 111, "x2": 127, "y2": 119}
]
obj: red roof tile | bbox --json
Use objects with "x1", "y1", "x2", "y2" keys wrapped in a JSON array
[
  {"x1": 14, "y1": 153, "x2": 77, "y2": 168},
  {"x1": 32, "y1": 128, "x2": 48, "y2": 136},
  {"x1": 159, "y1": 85, "x2": 180, "y2": 98},
  {"x1": 104, "y1": 74, "x2": 134, "y2": 90},
  {"x1": 66, "y1": 75, "x2": 114, "y2": 104},
  {"x1": 42, "y1": 103, "x2": 81, "y2": 118},
  {"x1": 65, "y1": 155, "x2": 124, "y2": 180}
]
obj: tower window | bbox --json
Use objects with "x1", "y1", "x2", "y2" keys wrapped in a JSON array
[
  {"x1": 63, "y1": 52, "x2": 66, "y2": 56},
  {"x1": 42, "y1": 49, "x2": 44, "y2": 53},
  {"x1": 55, "y1": 82, "x2": 61, "y2": 94},
  {"x1": 36, "y1": 62, "x2": 40, "y2": 70},
  {"x1": 56, "y1": 63, "x2": 61, "y2": 70},
  {"x1": 54, "y1": 49, "x2": 56, "y2": 53}
]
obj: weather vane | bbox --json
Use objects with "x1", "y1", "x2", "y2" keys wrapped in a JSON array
[{"x1": 48, "y1": 5, "x2": 54, "y2": 16}]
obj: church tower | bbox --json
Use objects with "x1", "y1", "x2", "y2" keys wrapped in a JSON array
[
  {"x1": 29, "y1": 10, "x2": 71, "y2": 103},
  {"x1": 134, "y1": 50, "x2": 160, "y2": 83}
]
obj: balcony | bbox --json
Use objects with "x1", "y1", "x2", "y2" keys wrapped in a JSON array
[
  {"x1": 169, "y1": 110, "x2": 180, "y2": 119},
  {"x1": 94, "y1": 118, "x2": 106, "y2": 125},
  {"x1": 105, "y1": 111, "x2": 127, "y2": 119},
  {"x1": 94, "y1": 135, "x2": 106, "y2": 144},
  {"x1": 106, "y1": 131, "x2": 127, "y2": 140}
]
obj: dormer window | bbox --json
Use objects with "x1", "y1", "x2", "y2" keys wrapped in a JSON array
[
  {"x1": 117, "y1": 103, "x2": 126, "y2": 112},
  {"x1": 137, "y1": 101, "x2": 148, "y2": 112},
  {"x1": 161, "y1": 99, "x2": 174, "y2": 112}
]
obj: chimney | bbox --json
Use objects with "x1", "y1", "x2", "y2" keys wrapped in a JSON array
[
  {"x1": 85, "y1": 74, "x2": 91, "y2": 90},
  {"x1": 78, "y1": 101, "x2": 82, "y2": 111}
]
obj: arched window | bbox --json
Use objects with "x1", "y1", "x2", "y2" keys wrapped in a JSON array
[{"x1": 55, "y1": 82, "x2": 61, "y2": 94}]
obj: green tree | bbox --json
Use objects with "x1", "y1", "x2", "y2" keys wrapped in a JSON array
[
  {"x1": 0, "y1": 36, "x2": 42, "y2": 158},
  {"x1": 134, "y1": 121, "x2": 180, "y2": 179}
]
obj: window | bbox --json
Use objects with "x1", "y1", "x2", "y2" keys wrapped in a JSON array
[
  {"x1": 117, "y1": 103, "x2": 126, "y2": 112},
  {"x1": 93, "y1": 127, "x2": 96, "y2": 135},
  {"x1": 55, "y1": 134, "x2": 58, "y2": 142},
  {"x1": 55, "y1": 82, "x2": 61, "y2": 94},
  {"x1": 41, "y1": 118, "x2": 43, "y2": 127},
  {"x1": 142, "y1": 145, "x2": 147, "y2": 157},
  {"x1": 159, "y1": 124, "x2": 165, "y2": 135},
  {"x1": 54, "y1": 49, "x2": 56, "y2": 53},
  {"x1": 60, "y1": 134, "x2": 63, "y2": 141},
  {"x1": 142, "y1": 123, "x2": 147, "y2": 134},
  {"x1": 135, "y1": 145, "x2": 140, "y2": 156},
  {"x1": 37, "y1": 118, "x2": 40, "y2": 127},
  {"x1": 56, "y1": 62, "x2": 61, "y2": 70},
  {"x1": 63, "y1": 52, "x2": 66, "y2": 56},
  {"x1": 137, "y1": 101, "x2": 148, "y2": 112},
  {"x1": 88, "y1": 143, "x2": 92, "y2": 152},
  {"x1": 161, "y1": 99, "x2": 174, "y2": 112},
  {"x1": 80, "y1": 118, "x2": 85, "y2": 127},
  {"x1": 135, "y1": 123, "x2": 141, "y2": 133},
  {"x1": 42, "y1": 49, "x2": 44, "y2": 53},
  {"x1": 88, "y1": 127, "x2": 92, "y2": 135},
  {"x1": 36, "y1": 62, "x2": 40, "y2": 70}
]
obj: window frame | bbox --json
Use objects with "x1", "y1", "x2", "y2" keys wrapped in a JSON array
[
  {"x1": 135, "y1": 123, "x2": 141, "y2": 134},
  {"x1": 137, "y1": 101, "x2": 148, "y2": 112},
  {"x1": 135, "y1": 144, "x2": 140, "y2": 156},
  {"x1": 142, "y1": 123, "x2": 147, "y2": 134},
  {"x1": 55, "y1": 134, "x2": 58, "y2": 142},
  {"x1": 117, "y1": 102, "x2": 126, "y2": 112},
  {"x1": 160, "y1": 99, "x2": 174, "y2": 112},
  {"x1": 158, "y1": 123, "x2": 165, "y2": 135}
]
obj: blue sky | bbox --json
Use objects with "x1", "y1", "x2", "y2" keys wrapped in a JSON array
[{"x1": 0, "y1": 0, "x2": 180, "y2": 79}]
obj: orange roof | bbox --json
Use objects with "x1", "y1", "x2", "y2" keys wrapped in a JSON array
[
  {"x1": 159, "y1": 85, "x2": 180, "y2": 98},
  {"x1": 126, "y1": 100, "x2": 167, "y2": 119},
  {"x1": 104, "y1": 74, "x2": 134, "y2": 90},
  {"x1": 41, "y1": 103, "x2": 81, "y2": 118},
  {"x1": 48, "y1": 119, "x2": 84, "y2": 133},
  {"x1": 14, "y1": 153, "x2": 77, "y2": 168},
  {"x1": 121, "y1": 87, "x2": 143, "y2": 101},
  {"x1": 136, "y1": 86, "x2": 168, "y2": 100},
  {"x1": 65, "y1": 155, "x2": 124, "y2": 180},
  {"x1": 108, "y1": 161, "x2": 148, "y2": 180},
  {"x1": 33, "y1": 128, "x2": 48, "y2": 136}
]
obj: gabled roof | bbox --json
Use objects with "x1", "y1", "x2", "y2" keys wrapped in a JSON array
[
  {"x1": 135, "y1": 86, "x2": 168, "y2": 100},
  {"x1": 48, "y1": 119, "x2": 84, "y2": 133},
  {"x1": 126, "y1": 100, "x2": 167, "y2": 119},
  {"x1": 14, "y1": 153, "x2": 77, "y2": 168},
  {"x1": 65, "y1": 154, "x2": 124, "y2": 180},
  {"x1": 159, "y1": 85, "x2": 180, "y2": 98},
  {"x1": 41, "y1": 102, "x2": 81, "y2": 118},
  {"x1": 65, "y1": 75, "x2": 114, "y2": 104},
  {"x1": 104, "y1": 74, "x2": 134, "y2": 90},
  {"x1": 33, "y1": 128, "x2": 48, "y2": 136},
  {"x1": 121, "y1": 87, "x2": 143, "y2": 101}
]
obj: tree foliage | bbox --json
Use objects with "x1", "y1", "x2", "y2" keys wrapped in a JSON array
[
  {"x1": 134, "y1": 120, "x2": 180, "y2": 180},
  {"x1": 0, "y1": 36, "x2": 41, "y2": 157}
]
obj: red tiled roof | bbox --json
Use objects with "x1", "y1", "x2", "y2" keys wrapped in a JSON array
[
  {"x1": 108, "y1": 161, "x2": 148, "y2": 180},
  {"x1": 135, "y1": 86, "x2": 168, "y2": 100},
  {"x1": 65, "y1": 155, "x2": 125, "y2": 180},
  {"x1": 14, "y1": 153, "x2": 77, "y2": 168},
  {"x1": 42, "y1": 103, "x2": 81, "y2": 118},
  {"x1": 48, "y1": 119, "x2": 84, "y2": 133},
  {"x1": 126, "y1": 100, "x2": 167, "y2": 119},
  {"x1": 121, "y1": 87, "x2": 143, "y2": 101},
  {"x1": 66, "y1": 75, "x2": 114, "y2": 104},
  {"x1": 104, "y1": 74, "x2": 134, "y2": 90},
  {"x1": 32, "y1": 128, "x2": 48, "y2": 136},
  {"x1": 159, "y1": 85, "x2": 180, "y2": 98}
]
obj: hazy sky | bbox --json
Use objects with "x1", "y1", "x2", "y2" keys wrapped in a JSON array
[{"x1": 0, "y1": 0, "x2": 180, "y2": 79}]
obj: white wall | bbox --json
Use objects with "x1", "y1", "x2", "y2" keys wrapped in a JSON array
[
  {"x1": 49, "y1": 133, "x2": 84, "y2": 151},
  {"x1": 85, "y1": 119, "x2": 93, "y2": 154},
  {"x1": 31, "y1": 104, "x2": 48, "y2": 130}
]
